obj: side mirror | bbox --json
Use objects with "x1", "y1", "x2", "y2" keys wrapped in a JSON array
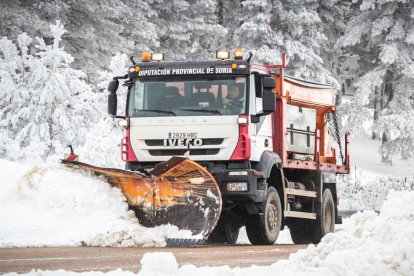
[
  {"x1": 262, "y1": 90, "x2": 276, "y2": 113},
  {"x1": 108, "y1": 79, "x2": 119, "y2": 116},
  {"x1": 263, "y1": 76, "x2": 276, "y2": 89},
  {"x1": 262, "y1": 77, "x2": 276, "y2": 113},
  {"x1": 108, "y1": 79, "x2": 119, "y2": 94}
]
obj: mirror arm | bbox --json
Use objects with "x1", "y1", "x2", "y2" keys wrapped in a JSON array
[
  {"x1": 251, "y1": 111, "x2": 271, "y2": 123},
  {"x1": 113, "y1": 74, "x2": 128, "y2": 80}
]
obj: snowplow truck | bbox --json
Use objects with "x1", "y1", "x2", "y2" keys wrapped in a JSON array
[{"x1": 99, "y1": 50, "x2": 350, "y2": 245}]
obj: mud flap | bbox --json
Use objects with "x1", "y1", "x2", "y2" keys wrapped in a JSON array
[{"x1": 62, "y1": 157, "x2": 222, "y2": 245}]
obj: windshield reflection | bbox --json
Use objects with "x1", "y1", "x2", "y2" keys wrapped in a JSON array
[{"x1": 128, "y1": 75, "x2": 247, "y2": 117}]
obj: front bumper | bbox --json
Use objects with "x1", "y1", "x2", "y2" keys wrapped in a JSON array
[{"x1": 212, "y1": 169, "x2": 266, "y2": 202}]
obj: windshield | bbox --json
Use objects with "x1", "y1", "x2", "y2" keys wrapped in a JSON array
[{"x1": 127, "y1": 75, "x2": 247, "y2": 117}]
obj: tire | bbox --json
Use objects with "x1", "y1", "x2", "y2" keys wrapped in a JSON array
[
  {"x1": 289, "y1": 188, "x2": 335, "y2": 244},
  {"x1": 207, "y1": 218, "x2": 240, "y2": 244},
  {"x1": 314, "y1": 188, "x2": 335, "y2": 242},
  {"x1": 289, "y1": 219, "x2": 314, "y2": 244},
  {"x1": 246, "y1": 187, "x2": 282, "y2": 245}
]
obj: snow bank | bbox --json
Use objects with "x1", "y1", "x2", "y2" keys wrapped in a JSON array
[
  {"x1": 0, "y1": 159, "x2": 194, "y2": 247},
  {"x1": 0, "y1": 159, "x2": 29, "y2": 201},
  {"x1": 288, "y1": 190, "x2": 414, "y2": 275}
]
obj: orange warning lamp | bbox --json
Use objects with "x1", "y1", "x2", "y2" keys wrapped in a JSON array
[
  {"x1": 234, "y1": 49, "x2": 244, "y2": 60},
  {"x1": 141, "y1": 52, "x2": 152, "y2": 62}
]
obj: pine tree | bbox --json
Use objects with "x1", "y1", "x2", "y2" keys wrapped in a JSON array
[
  {"x1": 0, "y1": 0, "x2": 159, "y2": 83},
  {"x1": 336, "y1": 0, "x2": 414, "y2": 163},
  {"x1": 78, "y1": 53, "x2": 130, "y2": 168},
  {"x1": 318, "y1": 0, "x2": 350, "y2": 96},
  {"x1": 229, "y1": 0, "x2": 337, "y2": 86},
  {"x1": 0, "y1": 21, "x2": 94, "y2": 161},
  {"x1": 150, "y1": 0, "x2": 227, "y2": 61},
  {"x1": 0, "y1": 32, "x2": 33, "y2": 160},
  {"x1": 232, "y1": 0, "x2": 282, "y2": 63},
  {"x1": 277, "y1": 0, "x2": 338, "y2": 86}
]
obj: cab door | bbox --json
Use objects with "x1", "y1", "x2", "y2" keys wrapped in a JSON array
[{"x1": 249, "y1": 74, "x2": 273, "y2": 161}]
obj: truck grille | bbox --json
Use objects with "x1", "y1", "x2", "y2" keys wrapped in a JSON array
[
  {"x1": 145, "y1": 138, "x2": 223, "y2": 146},
  {"x1": 148, "y1": 149, "x2": 220, "y2": 156}
]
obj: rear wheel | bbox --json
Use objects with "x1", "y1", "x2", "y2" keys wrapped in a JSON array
[
  {"x1": 288, "y1": 219, "x2": 314, "y2": 244},
  {"x1": 246, "y1": 187, "x2": 282, "y2": 245},
  {"x1": 316, "y1": 188, "x2": 335, "y2": 241},
  {"x1": 289, "y1": 188, "x2": 335, "y2": 244}
]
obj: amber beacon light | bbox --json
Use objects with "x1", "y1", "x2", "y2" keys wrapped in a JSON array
[
  {"x1": 141, "y1": 52, "x2": 152, "y2": 62},
  {"x1": 234, "y1": 49, "x2": 243, "y2": 60}
]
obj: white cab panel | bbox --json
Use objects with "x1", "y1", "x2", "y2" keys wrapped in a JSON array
[{"x1": 129, "y1": 115, "x2": 240, "y2": 162}]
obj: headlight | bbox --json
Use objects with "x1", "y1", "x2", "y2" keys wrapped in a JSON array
[
  {"x1": 118, "y1": 119, "x2": 128, "y2": 127},
  {"x1": 227, "y1": 182, "x2": 248, "y2": 192}
]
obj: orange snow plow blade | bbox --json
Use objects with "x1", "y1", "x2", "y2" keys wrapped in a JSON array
[{"x1": 62, "y1": 157, "x2": 222, "y2": 246}]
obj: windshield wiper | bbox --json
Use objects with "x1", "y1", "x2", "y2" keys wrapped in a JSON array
[
  {"x1": 178, "y1": 107, "x2": 222, "y2": 115},
  {"x1": 135, "y1": 109, "x2": 177, "y2": 116}
]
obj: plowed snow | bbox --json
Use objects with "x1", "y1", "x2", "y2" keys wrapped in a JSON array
[{"x1": 0, "y1": 159, "x2": 194, "y2": 247}]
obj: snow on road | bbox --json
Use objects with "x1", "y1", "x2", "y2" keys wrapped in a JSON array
[{"x1": 0, "y1": 159, "x2": 194, "y2": 247}]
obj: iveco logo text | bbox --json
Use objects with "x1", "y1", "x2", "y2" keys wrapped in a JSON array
[{"x1": 163, "y1": 139, "x2": 203, "y2": 147}]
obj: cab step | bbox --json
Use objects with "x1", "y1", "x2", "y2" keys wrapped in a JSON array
[{"x1": 283, "y1": 188, "x2": 317, "y2": 219}]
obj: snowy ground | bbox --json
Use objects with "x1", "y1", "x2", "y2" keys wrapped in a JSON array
[
  {"x1": 337, "y1": 137, "x2": 414, "y2": 210},
  {"x1": 350, "y1": 137, "x2": 414, "y2": 177}
]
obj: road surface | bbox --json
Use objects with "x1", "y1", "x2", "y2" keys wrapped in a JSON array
[{"x1": 0, "y1": 244, "x2": 306, "y2": 273}]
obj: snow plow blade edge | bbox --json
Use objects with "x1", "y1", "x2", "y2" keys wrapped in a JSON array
[{"x1": 62, "y1": 157, "x2": 222, "y2": 245}]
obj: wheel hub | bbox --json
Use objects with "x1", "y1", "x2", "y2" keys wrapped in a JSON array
[{"x1": 267, "y1": 201, "x2": 278, "y2": 233}]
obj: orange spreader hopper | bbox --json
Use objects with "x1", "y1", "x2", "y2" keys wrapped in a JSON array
[{"x1": 62, "y1": 156, "x2": 222, "y2": 246}]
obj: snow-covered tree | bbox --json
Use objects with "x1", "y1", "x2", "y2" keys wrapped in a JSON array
[
  {"x1": 0, "y1": 32, "x2": 35, "y2": 160},
  {"x1": 336, "y1": 0, "x2": 414, "y2": 163},
  {"x1": 0, "y1": 21, "x2": 93, "y2": 161},
  {"x1": 275, "y1": 0, "x2": 338, "y2": 86},
  {"x1": 59, "y1": 0, "x2": 159, "y2": 78},
  {"x1": 78, "y1": 53, "x2": 130, "y2": 168},
  {"x1": 318, "y1": 0, "x2": 350, "y2": 95},
  {"x1": 150, "y1": 0, "x2": 227, "y2": 60},
  {"x1": 0, "y1": 0, "x2": 159, "y2": 82},
  {"x1": 231, "y1": 0, "x2": 283, "y2": 64},
  {"x1": 228, "y1": 0, "x2": 337, "y2": 86}
]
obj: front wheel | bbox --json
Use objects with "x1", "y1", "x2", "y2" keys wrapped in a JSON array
[
  {"x1": 207, "y1": 217, "x2": 240, "y2": 244},
  {"x1": 246, "y1": 187, "x2": 282, "y2": 245}
]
